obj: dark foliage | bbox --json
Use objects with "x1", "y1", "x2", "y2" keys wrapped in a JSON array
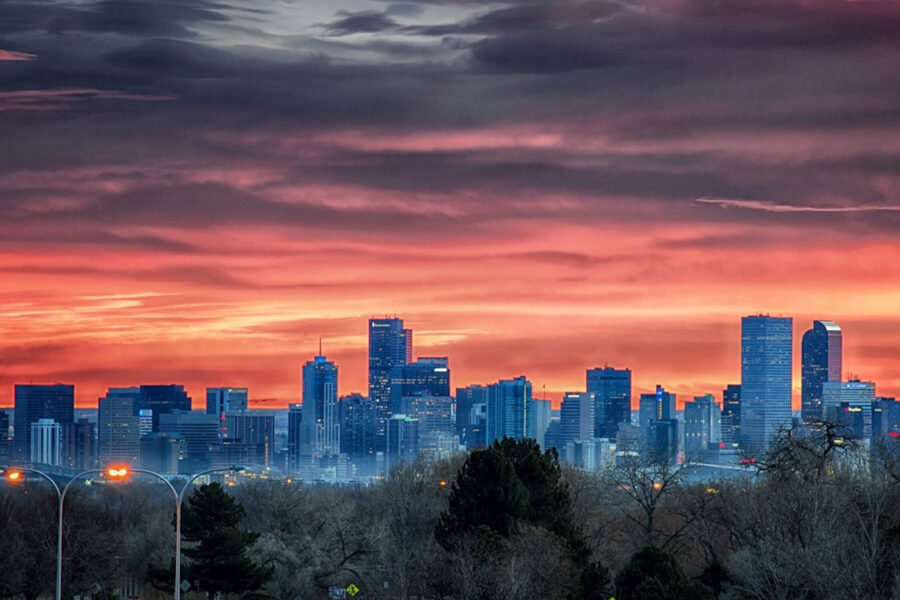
[{"x1": 180, "y1": 482, "x2": 272, "y2": 597}]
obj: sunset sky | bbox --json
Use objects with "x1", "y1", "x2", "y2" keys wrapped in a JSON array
[{"x1": 1, "y1": 0, "x2": 899, "y2": 409}]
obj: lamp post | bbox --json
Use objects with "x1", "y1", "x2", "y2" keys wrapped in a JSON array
[
  {"x1": 1, "y1": 466, "x2": 63, "y2": 600},
  {"x1": 173, "y1": 466, "x2": 245, "y2": 600},
  {"x1": 4, "y1": 463, "x2": 244, "y2": 600},
  {"x1": 106, "y1": 465, "x2": 245, "y2": 600}
]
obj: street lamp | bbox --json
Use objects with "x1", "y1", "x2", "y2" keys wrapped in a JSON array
[
  {"x1": 172, "y1": 466, "x2": 245, "y2": 600},
  {"x1": 4, "y1": 464, "x2": 244, "y2": 600},
  {"x1": 1, "y1": 466, "x2": 64, "y2": 600}
]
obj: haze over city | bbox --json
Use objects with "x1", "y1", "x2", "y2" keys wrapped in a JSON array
[{"x1": 2, "y1": 0, "x2": 899, "y2": 407}]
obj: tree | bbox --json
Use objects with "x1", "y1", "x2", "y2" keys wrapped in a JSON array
[
  {"x1": 180, "y1": 482, "x2": 272, "y2": 598},
  {"x1": 436, "y1": 438, "x2": 609, "y2": 600},
  {"x1": 615, "y1": 546, "x2": 713, "y2": 600}
]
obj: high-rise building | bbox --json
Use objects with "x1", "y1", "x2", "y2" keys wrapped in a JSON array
[
  {"x1": 14, "y1": 384, "x2": 74, "y2": 461},
  {"x1": 301, "y1": 354, "x2": 339, "y2": 454},
  {"x1": 801, "y1": 321, "x2": 842, "y2": 427},
  {"x1": 368, "y1": 318, "x2": 411, "y2": 448},
  {"x1": 385, "y1": 414, "x2": 419, "y2": 471},
  {"x1": 873, "y1": 397, "x2": 900, "y2": 439},
  {"x1": 30, "y1": 419, "x2": 62, "y2": 467},
  {"x1": 0, "y1": 410, "x2": 10, "y2": 463},
  {"x1": 224, "y1": 411, "x2": 276, "y2": 468},
  {"x1": 684, "y1": 394, "x2": 721, "y2": 461},
  {"x1": 338, "y1": 394, "x2": 377, "y2": 465},
  {"x1": 721, "y1": 384, "x2": 741, "y2": 446},
  {"x1": 206, "y1": 387, "x2": 248, "y2": 417},
  {"x1": 137, "y1": 385, "x2": 192, "y2": 432},
  {"x1": 648, "y1": 419, "x2": 679, "y2": 464},
  {"x1": 485, "y1": 376, "x2": 534, "y2": 443},
  {"x1": 456, "y1": 385, "x2": 486, "y2": 448},
  {"x1": 98, "y1": 388, "x2": 141, "y2": 466},
  {"x1": 823, "y1": 380, "x2": 876, "y2": 439},
  {"x1": 405, "y1": 395, "x2": 454, "y2": 435},
  {"x1": 158, "y1": 412, "x2": 218, "y2": 473},
  {"x1": 140, "y1": 432, "x2": 184, "y2": 474},
  {"x1": 287, "y1": 403, "x2": 303, "y2": 471},
  {"x1": 560, "y1": 392, "x2": 595, "y2": 447},
  {"x1": 741, "y1": 315, "x2": 793, "y2": 454},
  {"x1": 639, "y1": 385, "x2": 675, "y2": 437},
  {"x1": 586, "y1": 367, "x2": 632, "y2": 439},
  {"x1": 532, "y1": 398, "x2": 552, "y2": 449},
  {"x1": 63, "y1": 418, "x2": 95, "y2": 471},
  {"x1": 389, "y1": 357, "x2": 450, "y2": 414}
]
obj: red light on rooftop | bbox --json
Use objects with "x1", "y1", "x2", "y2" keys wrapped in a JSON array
[
  {"x1": 6, "y1": 470, "x2": 22, "y2": 482},
  {"x1": 106, "y1": 467, "x2": 129, "y2": 478},
  {"x1": 889, "y1": 432, "x2": 900, "y2": 438}
]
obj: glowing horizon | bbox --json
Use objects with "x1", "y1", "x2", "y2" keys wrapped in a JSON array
[{"x1": 1, "y1": 0, "x2": 898, "y2": 411}]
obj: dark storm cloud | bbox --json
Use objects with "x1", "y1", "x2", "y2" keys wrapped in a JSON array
[
  {"x1": 322, "y1": 10, "x2": 401, "y2": 35},
  {"x1": 1, "y1": 0, "x2": 899, "y2": 240},
  {"x1": 406, "y1": 1, "x2": 624, "y2": 36},
  {"x1": 1, "y1": 0, "x2": 232, "y2": 38}
]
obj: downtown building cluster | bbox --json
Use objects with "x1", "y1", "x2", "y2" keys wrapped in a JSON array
[{"x1": 1, "y1": 315, "x2": 898, "y2": 481}]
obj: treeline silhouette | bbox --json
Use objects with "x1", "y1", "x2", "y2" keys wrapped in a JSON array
[{"x1": 3, "y1": 425, "x2": 900, "y2": 600}]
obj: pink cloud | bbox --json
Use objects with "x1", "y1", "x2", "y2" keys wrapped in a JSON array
[{"x1": 0, "y1": 49, "x2": 36, "y2": 61}]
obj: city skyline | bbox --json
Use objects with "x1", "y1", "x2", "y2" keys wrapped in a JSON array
[{"x1": 0, "y1": 314, "x2": 892, "y2": 410}]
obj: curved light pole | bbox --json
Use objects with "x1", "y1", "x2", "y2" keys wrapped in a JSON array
[
  {"x1": 4, "y1": 464, "x2": 244, "y2": 600},
  {"x1": 1, "y1": 466, "x2": 63, "y2": 600},
  {"x1": 173, "y1": 466, "x2": 245, "y2": 600}
]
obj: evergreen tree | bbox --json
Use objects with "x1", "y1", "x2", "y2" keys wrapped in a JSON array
[
  {"x1": 436, "y1": 438, "x2": 609, "y2": 600},
  {"x1": 616, "y1": 546, "x2": 713, "y2": 600},
  {"x1": 181, "y1": 482, "x2": 272, "y2": 598}
]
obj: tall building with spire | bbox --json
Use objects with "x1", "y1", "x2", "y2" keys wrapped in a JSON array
[
  {"x1": 741, "y1": 315, "x2": 793, "y2": 454},
  {"x1": 301, "y1": 350, "x2": 339, "y2": 454},
  {"x1": 801, "y1": 320, "x2": 842, "y2": 427}
]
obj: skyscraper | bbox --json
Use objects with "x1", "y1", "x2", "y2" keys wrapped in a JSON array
[
  {"x1": 639, "y1": 385, "x2": 676, "y2": 456},
  {"x1": 823, "y1": 380, "x2": 875, "y2": 439},
  {"x1": 30, "y1": 419, "x2": 62, "y2": 467},
  {"x1": 532, "y1": 398, "x2": 552, "y2": 449},
  {"x1": 485, "y1": 376, "x2": 533, "y2": 443},
  {"x1": 63, "y1": 417, "x2": 95, "y2": 471},
  {"x1": 684, "y1": 394, "x2": 721, "y2": 461},
  {"x1": 301, "y1": 353, "x2": 339, "y2": 454},
  {"x1": 206, "y1": 387, "x2": 249, "y2": 417},
  {"x1": 14, "y1": 384, "x2": 74, "y2": 461},
  {"x1": 338, "y1": 394, "x2": 377, "y2": 464},
  {"x1": 0, "y1": 410, "x2": 10, "y2": 463},
  {"x1": 98, "y1": 388, "x2": 142, "y2": 466},
  {"x1": 560, "y1": 392, "x2": 595, "y2": 446},
  {"x1": 801, "y1": 320, "x2": 842, "y2": 427},
  {"x1": 368, "y1": 317, "x2": 411, "y2": 448},
  {"x1": 456, "y1": 385, "x2": 486, "y2": 447},
  {"x1": 721, "y1": 384, "x2": 741, "y2": 446},
  {"x1": 138, "y1": 385, "x2": 192, "y2": 432},
  {"x1": 586, "y1": 367, "x2": 632, "y2": 439},
  {"x1": 385, "y1": 414, "x2": 419, "y2": 471},
  {"x1": 741, "y1": 315, "x2": 793, "y2": 454},
  {"x1": 287, "y1": 403, "x2": 303, "y2": 470},
  {"x1": 389, "y1": 357, "x2": 450, "y2": 414},
  {"x1": 158, "y1": 412, "x2": 218, "y2": 473},
  {"x1": 224, "y1": 411, "x2": 276, "y2": 468}
]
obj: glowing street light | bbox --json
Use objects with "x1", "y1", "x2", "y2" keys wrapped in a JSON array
[{"x1": 4, "y1": 463, "x2": 244, "y2": 600}]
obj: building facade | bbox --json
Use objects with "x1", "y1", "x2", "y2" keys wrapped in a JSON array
[
  {"x1": 741, "y1": 315, "x2": 793, "y2": 454},
  {"x1": 586, "y1": 367, "x2": 632, "y2": 439},
  {"x1": 14, "y1": 384, "x2": 74, "y2": 462},
  {"x1": 801, "y1": 320, "x2": 842, "y2": 427}
]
